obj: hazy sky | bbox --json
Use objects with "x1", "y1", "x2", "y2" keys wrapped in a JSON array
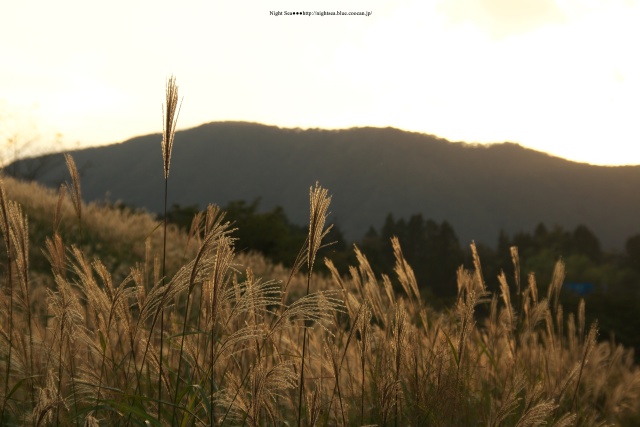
[{"x1": 2, "y1": 0, "x2": 639, "y2": 165}]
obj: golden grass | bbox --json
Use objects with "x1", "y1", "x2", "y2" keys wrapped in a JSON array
[
  {"x1": 2, "y1": 171, "x2": 640, "y2": 426},
  {"x1": 1, "y1": 80, "x2": 639, "y2": 426}
]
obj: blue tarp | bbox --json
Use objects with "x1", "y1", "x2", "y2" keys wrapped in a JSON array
[{"x1": 565, "y1": 282, "x2": 595, "y2": 295}]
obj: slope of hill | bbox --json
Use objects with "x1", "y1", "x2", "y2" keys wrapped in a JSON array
[
  {"x1": 10, "y1": 121, "x2": 640, "y2": 249},
  {"x1": 1, "y1": 174, "x2": 306, "y2": 289}
]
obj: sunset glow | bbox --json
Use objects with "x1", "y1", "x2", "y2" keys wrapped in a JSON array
[{"x1": 1, "y1": 0, "x2": 639, "y2": 165}]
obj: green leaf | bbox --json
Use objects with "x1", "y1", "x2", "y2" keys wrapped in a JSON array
[{"x1": 99, "y1": 330, "x2": 106, "y2": 353}]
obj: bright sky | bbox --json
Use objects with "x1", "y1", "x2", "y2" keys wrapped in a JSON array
[{"x1": 1, "y1": 0, "x2": 639, "y2": 165}]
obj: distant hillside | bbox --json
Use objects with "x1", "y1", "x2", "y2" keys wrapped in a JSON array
[{"x1": 9, "y1": 121, "x2": 640, "y2": 249}]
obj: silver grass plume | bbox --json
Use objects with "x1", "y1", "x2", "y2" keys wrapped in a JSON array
[
  {"x1": 307, "y1": 182, "x2": 332, "y2": 272},
  {"x1": 64, "y1": 153, "x2": 82, "y2": 225},
  {"x1": 161, "y1": 75, "x2": 182, "y2": 179}
]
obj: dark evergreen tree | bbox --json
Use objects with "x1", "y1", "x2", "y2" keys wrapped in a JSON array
[{"x1": 572, "y1": 224, "x2": 602, "y2": 262}]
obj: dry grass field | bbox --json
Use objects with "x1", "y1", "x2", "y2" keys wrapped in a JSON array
[{"x1": 1, "y1": 79, "x2": 639, "y2": 426}]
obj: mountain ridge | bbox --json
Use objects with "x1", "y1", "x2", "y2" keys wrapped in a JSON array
[{"x1": 9, "y1": 121, "x2": 640, "y2": 249}]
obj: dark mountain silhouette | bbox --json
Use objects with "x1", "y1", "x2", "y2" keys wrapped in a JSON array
[{"x1": 9, "y1": 121, "x2": 640, "y2": 249}]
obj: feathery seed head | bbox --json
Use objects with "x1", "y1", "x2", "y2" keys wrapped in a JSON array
[
  {"x1": 64, "y1": 153, "x2": 82, "y2": 224},
  {"x1": 161, "y1": 75, "x2": 182, "y2": 179},
  {"x1": 307, "y1": 182, "x2": 332, "y2": 272}
]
